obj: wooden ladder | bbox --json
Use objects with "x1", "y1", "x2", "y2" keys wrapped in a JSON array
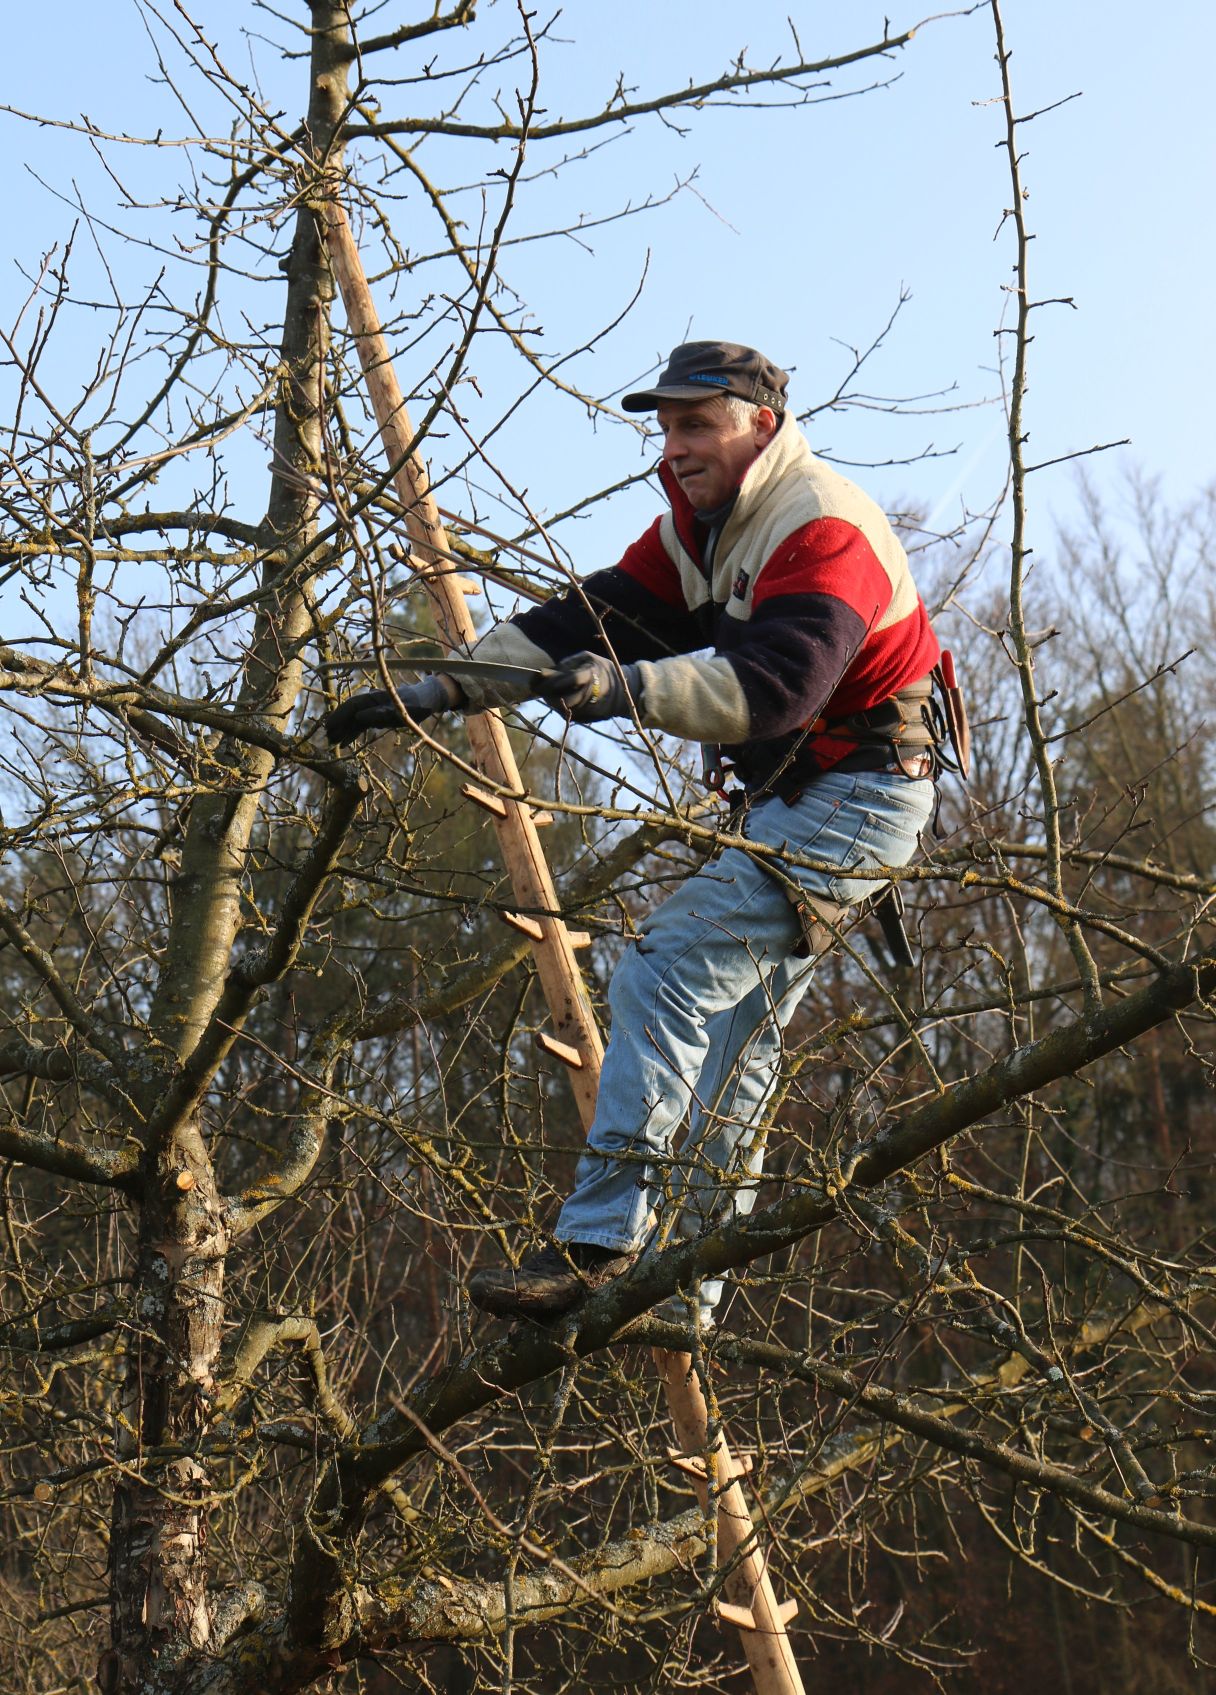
[{"x1": 324, "y1": 199, "x2": 806, "y2": 1695}]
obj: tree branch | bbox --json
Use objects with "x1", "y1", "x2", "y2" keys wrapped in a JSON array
[
  {"x1": 335, "y1": 944, "x2": 1216, "y2": 1501},
  {"x1": 353, "y1": 1, "x2": 478, "y2": 59},
  {"x1": 0, "y1": 897, "x2": 130, "y2": 1073},
  {"x1": 346, "y1": 26, "x2": 920, "y2": 142},
  {"x1": 702, "y1": 1329, "x2": 1213, "y2": 1546},
  {"x1": 0, "y1": 1118, "x2": 140, "y2": 1192},
  {"x1": 359, "y1": 1508, "x2": 707, "y2": 1648},
  {"x1": 213, "y1": 1312, "x2": 357, "y2": 1442},
  {"x1": 143, "y1": 772, "x2": 366, "y2": 1146}
]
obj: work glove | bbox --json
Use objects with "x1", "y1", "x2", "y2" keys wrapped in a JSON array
[
  {"x1": 324, "y1": 674, "x2": 459, "y2": 747},
  {"x1": 541, "y1": 652, "x2": 641, "y2": 724}
]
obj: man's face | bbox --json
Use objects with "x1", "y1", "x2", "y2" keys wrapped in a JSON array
[{"x1": 655, "y1": 395, "x2": 777, "y2": 511}]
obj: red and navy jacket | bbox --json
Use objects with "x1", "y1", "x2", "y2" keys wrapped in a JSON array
[{"x1": 477, "y1": 413, "x2": 939, "y2": 794}]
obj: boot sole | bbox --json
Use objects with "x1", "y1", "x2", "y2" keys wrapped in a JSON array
[{"x1": 468, "y1": 1279, "x2": 586, "y2": 1320}]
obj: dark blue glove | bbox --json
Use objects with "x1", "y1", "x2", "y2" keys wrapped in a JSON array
[
  {"x1": 324, "y1": 674, "x2": 457, "y2": 746},
  {"x1": 541, "y1": 652, "x2": 642, "y2": 723}
]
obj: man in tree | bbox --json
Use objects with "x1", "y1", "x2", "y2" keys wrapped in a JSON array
[{"x1": 326, "y1": 341, "x2": 941, "y2": 1325}]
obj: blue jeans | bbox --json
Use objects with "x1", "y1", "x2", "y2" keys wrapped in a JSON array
[{"x1": 555, "y1": 768, "x2": 935, "y2": 1312}]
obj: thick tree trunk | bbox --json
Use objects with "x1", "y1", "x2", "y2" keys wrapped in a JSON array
[
  {"x1": 105, "y1": 1127, "x2": 229, "y2": 1694},
  {"x1": 105, "y1": 7, "x2": 352, "y2": 1690}
]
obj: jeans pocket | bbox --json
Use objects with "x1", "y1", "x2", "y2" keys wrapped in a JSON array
[
  {"x1": 824, "y1": 839, "x2": 875, "y2": 906},
  {"x1": 824, "y1": 804, "x2": 926, "y2": 905},
  {"x1": 792, "y1": 807, "x2": 874, "y2": 907}
]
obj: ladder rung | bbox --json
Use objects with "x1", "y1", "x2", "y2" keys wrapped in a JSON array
[
  {"x1": 461, "y1": 783, "x2": 552, "y2": 830},
  {"x1": 667, "y1": 1447, "x2": 754, "y2": 1482},
  {"x1": 536, "y1": 1031, "x2": 584, "y2": 1070},
  {"x1": 501, "y1": 910, "x2": 545, "y2": 943},
  {"x1": 500, "y1": 911, "x2": 588, "y2": 951},
  {"x1": 462, "y1": 782, "x2": 508, "y2": 819},
  {"x1": 716, "y1": 1597, "x2": 798, "y2": 1632},
  {"x1": 389, "y1": 540, "x2": 443, "y2": 572},
  {"x1": 419, "y1": 569, "x2": 480, "y2": 595},
  {"x1": 388, "y1": 539, "x2": 478, "y2": 591}
]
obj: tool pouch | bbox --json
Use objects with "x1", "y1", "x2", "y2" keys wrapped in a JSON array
[
  {"x1": 782, "y1": 880, "x2": 913, "y2": 969},
  {"x1": 930, "y1": 650, "x2": 971, "y2": 779},
  {"x1": 789, "y1": 890, "x2": 849, "y2": 961},
  {"x1": 754, "y1": 852, "x2": 916, "y2": 970}
]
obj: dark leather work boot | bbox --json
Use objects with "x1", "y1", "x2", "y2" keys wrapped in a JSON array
[{"x1": 468, "y1": 1241, "x2": 637, "y2": 1320}]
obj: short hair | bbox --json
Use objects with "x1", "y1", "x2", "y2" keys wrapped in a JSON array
[
  {"x1": 719, "y1": 392, "x2": 780, "y2": 432},
  {"x1": 657, "y1": 391, "x2": 777, "y2": 431},
  {"x1": 720, "y1": 393, "x2": 756, "y2": 430}
]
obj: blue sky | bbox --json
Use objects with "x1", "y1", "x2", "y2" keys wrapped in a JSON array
[
  {"x1": 2, "y1": 2, "x2": 1211, "y2": 612},
  {"x1": 494, "y1": 0, "x2": 1211, "y2": 544}
]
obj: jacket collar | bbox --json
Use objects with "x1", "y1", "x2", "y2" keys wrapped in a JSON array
[{"x1": 657, "y1": 412, "x2": 810, "y2": 563}]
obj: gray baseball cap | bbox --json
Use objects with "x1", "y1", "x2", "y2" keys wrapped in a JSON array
[{"x1": 622, "y1": 340, "x2": 789, "y2": 414}]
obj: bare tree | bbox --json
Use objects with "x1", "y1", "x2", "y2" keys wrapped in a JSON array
[{"x1": 1, "y1": 5, "x2": 1214, "y2": 1694}]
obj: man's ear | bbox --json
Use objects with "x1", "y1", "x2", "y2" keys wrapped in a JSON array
[{"x1": 753, "y1": 405, "x2": 780, "y2": 447}]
